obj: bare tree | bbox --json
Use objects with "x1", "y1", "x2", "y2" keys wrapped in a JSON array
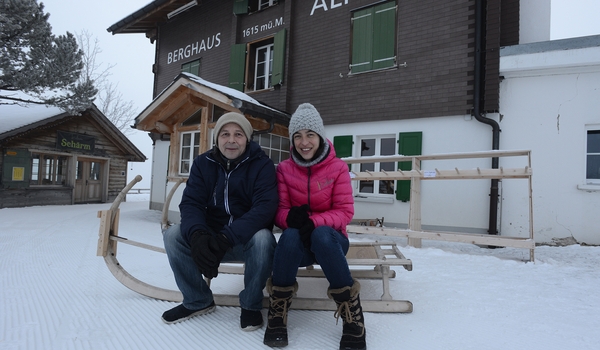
[{"x1": 76, "y1": 30, "x2": 138, "y2": 135}]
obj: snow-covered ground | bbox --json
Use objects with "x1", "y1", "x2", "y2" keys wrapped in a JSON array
[{"x1": 1, "y1": 195, "x2": 599, "y2": 349}]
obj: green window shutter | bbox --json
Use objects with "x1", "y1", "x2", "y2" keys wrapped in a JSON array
[
  {"x1": 229, "y1": 44, "x2": 246, "y2": 92},
  {"x1": 333, "y1": 135, "x2": 353, "y2": 171},
  {"x1": 350, "y1": 8, "x2": 373, "y2": 74},
  {"x1": 272, "y1": 29, "x2": 286, "y2": 86},
  {"x1": 182, "y1": 59, "x2": 200, "y2": 76},
  {"x1": 233, "y1": 0, "x2": 248, "y2": 15},
  {"x1": 396, "y1": 132, "x2": 422, "y2": 202},
  {"x1": 372, "y1": 2, "x2": 396, "y2": 70},
  {"x1": 333, "y1": 135, "x2": 353, "y2": 158},
  {"x1": 2, "y1": 149, "x2": 31, "y2": 189},
  {"x1": 189, "y1": 60, "x2": 200, "y2": 76}
]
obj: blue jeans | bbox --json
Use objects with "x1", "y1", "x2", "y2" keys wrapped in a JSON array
[
  {"x1": 272, "y1": 226, "x2": 353, "y2": 290},
  {"x1": 163, "y1": 224, "x2": 276, "y2": 311}
]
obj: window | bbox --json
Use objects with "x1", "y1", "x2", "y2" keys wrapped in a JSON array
[
  {"x1": 257, "y1": 133, "x2": 289, "y2": 165},
  {"x1": 229, "y1": 29, "x2": 286, "y2": 92},
  {"x1": 350, "y1": 1, "x2": 397, "y2": 74},
  {"x1": 333, "y1": 132, "x2": 422, "y2": 201},
  {"x1": 356, "y1": 136, "x2": 396, "y2": 196},
  {"x1": 233, "y1": 0, "x2": 278, "y2": 15},
  {"x1": 30, "y1": 153, "x2": 68, "y2": 186},
  {"x1": 211, "y1": 105, "x2": 227, "y2": 122},
  {"x1": 258, "y1": 0, "x2": 276, "y2": 10},
  {"x1": 179, "y1": 131, "x2": 200, "y2": 175},
  {"x1": 181, "y1": 58, "x2": 201, "y2": 76},
  {"x1": 587, "y1": 129, "x2": 600, "y2": 184},
  {"x1": 254, "y1": 43, "x2": 274, "y2": 91}
]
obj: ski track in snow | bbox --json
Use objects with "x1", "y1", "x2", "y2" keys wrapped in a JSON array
[{"x1": 1, "y1": 199, "x2": 600, "y2": 349}]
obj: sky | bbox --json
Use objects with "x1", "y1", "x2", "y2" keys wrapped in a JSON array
[
  {"x1": 38, "y1": 0, "x2": 600, "y2": 189},
  {"x1": 1, "y1": 195, "x2": 599, "y2": 349}
]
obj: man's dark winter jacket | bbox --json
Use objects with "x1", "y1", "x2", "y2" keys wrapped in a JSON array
[{"x1": 179, "y1": 141, "x2": 278, "y2": 246}]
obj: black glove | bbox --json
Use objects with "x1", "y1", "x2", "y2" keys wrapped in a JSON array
[
  {"x1": 298, "y1": 220, "x2": 315, "y2": 248},
  {"x1": 286, "y1": 204, "x2": 309, "y2": 229},
  {"x1": 190, "y1": 231, "x2": 216, "y2": 278},
  {"x1": 207, "y1": 233, "x2": 231, "y2": 279},
  {"x1": 190, "y1": 231, "x2": 231, "y2": 279}
]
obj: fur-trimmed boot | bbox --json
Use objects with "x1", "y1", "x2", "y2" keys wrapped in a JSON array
[
  {"x1": 263, "y1": 278, "x2": 298, "y2": 347},
  {"x1": 327, "y1": 279, "x2": 367, "y2": 350}
]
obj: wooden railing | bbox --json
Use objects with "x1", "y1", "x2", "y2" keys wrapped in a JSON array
[{"x1": 343, "y1": 150, "x2": 535, "y2": 262}]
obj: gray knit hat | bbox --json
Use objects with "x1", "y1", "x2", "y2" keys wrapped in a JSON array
[
  {"x1": 213, "y1": 112, "x2": 253, "y2": 142},
  {"x1": 288, "y1": 103, "x2": 326, "y2": 143}
]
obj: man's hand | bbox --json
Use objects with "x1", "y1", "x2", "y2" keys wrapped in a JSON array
[
  {"x1": 286, "y1": 204, "x2": 309, "y2": 229},
  {"x1": 190, "y1": 231, "x2": 231, "y2": 279},
  {"x1": 207, "y1": 234, "x2": 231, "y2": 278}
]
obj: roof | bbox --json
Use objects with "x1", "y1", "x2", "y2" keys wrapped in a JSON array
[
  {"x1": 134, "y1": 72, "x2": 290, "y2": 134},
  {"x1": 107, "y1": 0, "x2": 192, "y2": 36},
  {"x1": 500, "y1": 34, "x2": 600, "y2": 77},
  {"x1": 0, "y1": 103, "x2": 66, "y2": 136},
  {"x1": 501, "y1": 34, "x2": 600, "y2": 56},
  {"x1": 0, "y1": 103, "x2": 146, "y2": 162}
]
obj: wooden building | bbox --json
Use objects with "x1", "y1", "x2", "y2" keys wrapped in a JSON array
[{"x1": 0, "y1": 104, "x2": 146, "y2": 208}]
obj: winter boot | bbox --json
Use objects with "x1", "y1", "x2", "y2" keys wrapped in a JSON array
[
  {"x1": 327, "y1": 279, "x2": 367, "y2": 350},
  {"x1": 263, "y1": 278, "x2": 298, "y2": 347}
]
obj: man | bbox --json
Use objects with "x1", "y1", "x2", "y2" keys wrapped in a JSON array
[{"x1": 162, "y1": 112, "x2": 278, "y2": 332}]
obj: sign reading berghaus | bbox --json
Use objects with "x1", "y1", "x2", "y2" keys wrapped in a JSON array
[{"x1": 167, "y1": 33, "x2": 222, "y2": 64}]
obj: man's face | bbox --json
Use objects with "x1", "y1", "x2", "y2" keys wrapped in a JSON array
[{"x1": 217, "y1": 122, "x2": 248, "y2": 159}]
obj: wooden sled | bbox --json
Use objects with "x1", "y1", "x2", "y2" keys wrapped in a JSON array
[{"x1": 97, "y1": 176, "x2": 413, "y2": 313}]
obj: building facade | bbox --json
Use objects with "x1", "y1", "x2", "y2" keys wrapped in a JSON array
[{"x1": 108, "y1": 0, "x2": 600, "y2": 244}]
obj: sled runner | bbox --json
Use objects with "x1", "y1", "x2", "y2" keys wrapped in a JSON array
[{"x1": 97, "y1": 175, "x2": 414, "y2": 313}]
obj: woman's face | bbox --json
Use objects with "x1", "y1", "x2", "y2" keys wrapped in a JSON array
[{"x1": 293, "y1": 129, "x2": 320, "y2": 160}]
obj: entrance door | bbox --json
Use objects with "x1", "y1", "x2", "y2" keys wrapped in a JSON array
[{"x1": 74, "y1": 159, "x2": 103, "y2": 203}]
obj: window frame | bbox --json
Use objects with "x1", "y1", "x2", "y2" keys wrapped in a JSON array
[
  {"x1": 257, "y1": 133, "x2": 290, "y2": 165},
  {"x1": 178, "y1": 131, "x2": 201, "y2": 175},
  {"x1": 354, "y1": 134, "x2": 397, "y2": 197},
  {"x1": 229, "y1": 29, "x2": 286, "y2": 92},
  {"x1": 253, "y1": 43, "x2": 274, "y2": 91},
  {"x1": 258, "y1": 0, "x2": 276, "y2": 11},
  {"x1": 30, "y1": 152, "x2": 69, "y2": 186},
  {"x1": 234, "y1": 0, "x2": 278, "y2": 15},
  {"x1": 586, "y1": 127, "x2": 600, "y2": 185}
]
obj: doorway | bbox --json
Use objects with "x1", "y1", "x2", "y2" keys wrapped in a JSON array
[{"x1": 74, "y1": 159, "x2": 104, "y2": 203}]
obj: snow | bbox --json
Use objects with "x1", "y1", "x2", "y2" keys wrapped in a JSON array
[
  {"x1": 1, "y1": 195, "x2": 599, "y2": 350},
  {"x1": 0, "y1": 99, "x2": 63, "y2": 135}
]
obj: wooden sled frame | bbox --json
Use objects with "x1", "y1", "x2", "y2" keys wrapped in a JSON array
[{"x1": 97, "y1": 175, "x2": 413, "y2": 313}]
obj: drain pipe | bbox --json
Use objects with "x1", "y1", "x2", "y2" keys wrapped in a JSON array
[{"x1": 474, "y1": 0, "x2": 500, "y2": 236}]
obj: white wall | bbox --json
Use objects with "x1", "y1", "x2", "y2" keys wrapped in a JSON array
[
  {"x1": 520, "y1": 0, "x2": 551, "y2": 43},
  {"x1": 150, "y1": 140, "x2": 169, "y2": 211},
  {"x1": 325, "y1": 114, "x2": 524, "y2": 235},
  {"x1": 499, "y1": 40, "x2": 600, "y2": 244}
]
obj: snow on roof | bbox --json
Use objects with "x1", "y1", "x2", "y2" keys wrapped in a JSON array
[
  {"x1": 181, "y1": 73, "x2": 288, "y2": 116},
  {"x1": 0, "y1": 97, "x2": 64, "y2": 135}
]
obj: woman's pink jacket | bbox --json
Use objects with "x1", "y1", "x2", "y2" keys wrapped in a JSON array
[{"x1": 275, "y1": 140, "x2": 354, "y2": 237}]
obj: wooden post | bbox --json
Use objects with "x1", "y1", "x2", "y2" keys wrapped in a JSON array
[{"x1": 408, "y1": 157, "x2": 422, "y2": 248}]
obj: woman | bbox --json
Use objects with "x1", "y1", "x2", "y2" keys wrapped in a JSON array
[{"x1": 263, "y1": 103, "x2": 366, "y2": 350}]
